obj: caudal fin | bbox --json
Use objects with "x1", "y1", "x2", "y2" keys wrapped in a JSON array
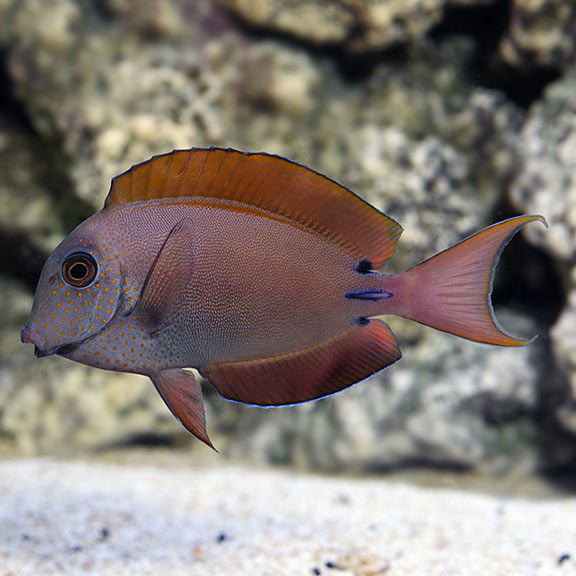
[{"x1": 388, "y1": 215, "x2": 547, "y2": 346}]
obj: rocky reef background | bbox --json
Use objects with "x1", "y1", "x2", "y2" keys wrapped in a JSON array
[{"x1": 0, "y1": 0, "x2": 575, "y2": 481}]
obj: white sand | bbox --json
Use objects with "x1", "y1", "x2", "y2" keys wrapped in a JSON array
[{"x1": 0, "y1": 459, "x2": 574, "y2": 576}]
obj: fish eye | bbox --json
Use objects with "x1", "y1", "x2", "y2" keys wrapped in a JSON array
[{"x1": 62, "y1": 252, "x2": 98, "y2": 288}]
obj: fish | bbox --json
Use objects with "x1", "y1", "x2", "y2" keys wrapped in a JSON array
[{"x1": 20, "y1": 147, "x2": 546, "y2": 449}]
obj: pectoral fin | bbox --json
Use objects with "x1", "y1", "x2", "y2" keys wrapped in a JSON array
[
  {"x1": 151, "y1": 369, "x2": 215, "y2": 450},
  {"x1": 132, "y1": 218, "x2": 195, "y2": 333}
]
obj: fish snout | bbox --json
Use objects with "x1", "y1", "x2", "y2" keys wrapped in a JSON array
[
  {"x1": 21, "y1": 324, "x2": 33, "y2": 344},
  {"x1": 21, "y1": 324, "x2": 46, "y2": 349},
  {"x1": 22, "y1": 323, "x2": 76, "y2": 357}
]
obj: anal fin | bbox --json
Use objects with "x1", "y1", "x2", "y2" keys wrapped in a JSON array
[
  {"x1": 150, "y1": 369, "x2": 215, "y2": 450},
  {"x1": 202, "y1": 319, "x2": 401, "y2": 407}
]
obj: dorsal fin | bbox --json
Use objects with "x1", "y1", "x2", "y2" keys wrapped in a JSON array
[{"x1": 105, "y1": 148, "x2": 402, "y2": 268}]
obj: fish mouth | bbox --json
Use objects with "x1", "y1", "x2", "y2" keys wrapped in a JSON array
[
  {"x1": 34, "y1": 346, "x2": 51, "y2": 358},
  {"x1": 34, "y1": 343, "x2": 77, "y2": 358}
]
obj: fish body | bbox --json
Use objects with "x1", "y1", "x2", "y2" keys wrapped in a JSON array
[
  {"x1": 21, "y1": 148, "x2": 546, "y2": 447},
  {"x1": 47, "y1": 202, "x2": 384, "y2": 371}
]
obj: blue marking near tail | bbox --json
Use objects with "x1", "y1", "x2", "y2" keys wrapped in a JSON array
[
  {"x1": 345, "y1": 289, "x2": 393, "y2": 301},
  {"x1": 355, "y1": 259, "x2": 373, "y2": 274}
]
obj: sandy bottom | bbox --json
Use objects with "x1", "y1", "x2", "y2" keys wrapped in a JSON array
[{"x1": 0, "y1": 459, "x2": 574, "y2": 576}]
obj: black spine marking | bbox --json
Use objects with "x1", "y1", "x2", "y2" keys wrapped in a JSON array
[
  {"x1": 345, "y1": 289, "x2": 393, "y2": 301},
  {"x1": 356, "y1": 317, "x2": 370, "y2": 326},
  {"x1": 355, "y1": 259, "x2": 373, "y2": 274}
]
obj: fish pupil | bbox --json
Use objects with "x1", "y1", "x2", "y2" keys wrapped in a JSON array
[{"x1": 70, "y1": 262, "x2": 88, "y2": 280}]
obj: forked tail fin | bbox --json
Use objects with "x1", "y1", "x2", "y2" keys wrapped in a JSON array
[{"x1": 387, "y1": 215, "x2": 547, "y2": 346}]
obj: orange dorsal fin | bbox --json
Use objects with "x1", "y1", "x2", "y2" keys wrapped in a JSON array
[
  {"x1": 202, "y1": 318, "x2": 401, "y2": 406},
  {"x1": 105, "y1": 148, "x2": 403, "y2": 268}
]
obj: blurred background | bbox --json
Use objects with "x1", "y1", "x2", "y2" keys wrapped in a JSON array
[{"x1": 0, "y1": 0, "x2": 575, "y2": 492}]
